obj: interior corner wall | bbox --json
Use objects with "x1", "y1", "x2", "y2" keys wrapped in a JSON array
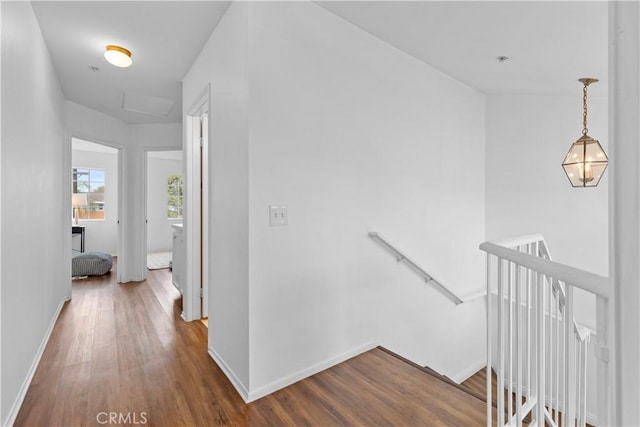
[
  {"x1": 485, "y1": 94, "x2": 608, "y2": 328},
  {"x1": 182, "y1": 1, "x2": 250, "y2": 392},
  {"x1": 1, "y1": 2, "x2": 68, "y2": 423},
  {"x1": 247, "y1": 1, "x2": 486, "y2": 391}
]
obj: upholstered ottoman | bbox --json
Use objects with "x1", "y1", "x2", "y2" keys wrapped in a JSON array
[{"x1": 72, "y1": 252, "x2": 113, "y2": 277}]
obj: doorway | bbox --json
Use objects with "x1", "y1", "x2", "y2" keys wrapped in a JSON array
[
  {"x1": 144, "y1": 150, "x2": 184, "y2": 272},
  {"x1": 71, "y1": 138, "x2": 122, "y2": 279}
]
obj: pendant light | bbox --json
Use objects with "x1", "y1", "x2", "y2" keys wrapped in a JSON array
[{"x1": 562, "y1": 78, "x2": 608, "y2": 187}]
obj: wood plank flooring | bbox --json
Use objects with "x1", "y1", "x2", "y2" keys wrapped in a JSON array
[
  {"x1": 462, "y1": 368, "x2": 496, "y2": 408},
  {"x1": 15, "y1": 260, "x2": 488, "y2": 426}
]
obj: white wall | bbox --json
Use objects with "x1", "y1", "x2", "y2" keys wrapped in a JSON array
[
  {"x1": 1, "y1": 2, "x2": 69, "y2": 424},
  {"x1": 146, "y1": 153, "x2": 183, "y2": 253},
  {"x1": 65, "y1": 101, "x2": 182, "y2": 282},
  {"x1": 185, "y1": 0, "x2": 487, "y2": 399},
  {"x1": 247, "y1": 1, "x2": 486, "y2": 392},
  {"x1": 183, "y1": 0, "x2": 250, "y2": 391},
  {"x1": 72, "y1": 145, "x2": 119, "y2": 255},
  {"x1": 485, "y1": 94, "x2": 608, "y2": 327}
]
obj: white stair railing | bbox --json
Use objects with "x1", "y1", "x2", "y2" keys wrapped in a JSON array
[{"x1": 480, "y1": 234, "x2": 611, "y2": 427}]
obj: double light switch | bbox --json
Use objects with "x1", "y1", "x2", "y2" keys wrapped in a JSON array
[{"x1": 269, "y1": 205, "x2": 288, "y2": 226}]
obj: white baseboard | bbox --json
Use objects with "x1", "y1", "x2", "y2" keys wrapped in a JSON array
[
  {"x1": 208, "y1": 346, "x2": 250, "y2": 402},
  {"x1": 3, "y1": 296, "x2": 70, "y2": 427},
  {"x1": 246, "y1": 341, "x2": 379, "y2": 403},
  {"x1": 208, "y1": 341, "x2": 379, "y2": 404},
  {"x1": 450, "y1": 358, "x2": 486, "y2": 384}
]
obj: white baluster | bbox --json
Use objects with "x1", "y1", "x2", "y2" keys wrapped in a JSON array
[
  {"x1": 486, "y1": 255, "x2": 492, "y2": 427},
  {"x1": 536, "y1": 271, "x2": 546, "y2": 426},
  {"x1": 547, "y1": 277, "x2": 552, "y2": 422},
  {"x1": 498, "y1": 257, "x2": 504, "y2": 427},
  {"x1": 561, "y1": 301, "x2": 566, "y2": 426},
  {"x1": 582, "y1": 339, "x2": 588, "y2": 427},
  {"x1": 576, "y1": 334, "x2": 581, "y2": 427},
  {"x1": 508, "y1": 261, "x2": 513, "y2": 422},
  {"x1": 564, "y1": 286, "x2": 576, "y2": 426},
  {"x1": 553, "y1": 298, "x2": 560, "y2": 425},
  {"x1": 526, "y1": 244, "x2": 532, "y2": 402},
  {"x1": 515, "y1": 255, "x2": 522, "y2": 427}
]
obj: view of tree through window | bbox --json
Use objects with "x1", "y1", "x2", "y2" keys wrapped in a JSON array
[
  {"x1": 72, "y1": 168, "x2": 105, "y2": 220},
  {"x1": 168, "y1": 175, "x2": 183, "y2": 219}
]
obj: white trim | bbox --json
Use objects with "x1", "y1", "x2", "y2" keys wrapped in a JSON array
[
  {"x1": 208, "y1": 342, "x2": 379, "y2": 404},
  {"x1": 3, "y1": 296, "x2": 70, "y2": 427},
  {"x1": 246, "y1": 341, "x2": 379, "y2": 403},
  {"x1": 208, "y1": 346, "x2": 250, "y2": 402},
  {"x1": 183, "y1": 84, "x2": 210, "y2": 322},
  {"x1": 450, "y1": 358, "x2": 486, "y2": 384},
  {"x1": 70, "y1": 135, "x2": 125, "y2": 283},
  {"x1": 142, "y1": 148, "x2": 183, "y2": 285}
]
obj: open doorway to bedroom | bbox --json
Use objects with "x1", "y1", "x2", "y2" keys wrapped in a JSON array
[{"x1": 71, "y1": 137, "x2": 120, "y2": 280}]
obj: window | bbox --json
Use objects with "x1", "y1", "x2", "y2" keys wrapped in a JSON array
[
  {"x1": 72, "y1": 168, "x2": 105, "y2": 220},
  {"x1": 167, "y1": 175, "x2": 183, "y2": 219}
]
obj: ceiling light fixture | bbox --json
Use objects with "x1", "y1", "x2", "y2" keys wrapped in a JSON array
[
  {"x1": 562, "y1": 78, "x2": 608, "y2": 188},
  {"x1": 104, "y1": 45, "x2": 132, "y2": 68}
]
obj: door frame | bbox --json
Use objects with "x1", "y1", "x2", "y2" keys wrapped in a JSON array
[
  {"x1": 142, "y1": 148, "x2": 184, "y2": 279},
  {"x1": 69, "y1": 135, "x2": 124, "y2": 282},
  {"x1": 183, "y1": 85, "x2": 210, "y2": 321}
]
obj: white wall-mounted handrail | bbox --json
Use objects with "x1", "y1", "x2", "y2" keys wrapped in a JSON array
[{"x1": 368, "y1": 232, "x2": 485, "y2": 305}]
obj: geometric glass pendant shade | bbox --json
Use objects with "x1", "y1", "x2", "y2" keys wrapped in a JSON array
[{"x1": 562, "y1": 78, "x2": 608, "y2": 187}]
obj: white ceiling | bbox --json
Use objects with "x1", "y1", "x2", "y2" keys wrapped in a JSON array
[
  {"x1": 317, "y1": 1, "x2": 608, "y2": 98},
  {"x1": 32, "y1": 1, "x2": 231, "y2": 124},
  {"x1": 72, "y1": 137, "x2": 118, "y2": 154},
  {"x1": 32, "y1": 1, "x2": 608, "y2": 127}
]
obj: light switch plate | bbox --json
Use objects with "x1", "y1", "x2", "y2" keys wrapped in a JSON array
[{"x1": 269, "y1": 205, "x2": 288, "y2": 226}]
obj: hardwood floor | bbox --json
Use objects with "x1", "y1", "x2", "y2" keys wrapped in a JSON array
[
  {"x1": 15, "y1": 261, "x2": 488, "y2": 426},
  {"x1": 462, "y1": 368, "x2": 496, "y2": 407}
]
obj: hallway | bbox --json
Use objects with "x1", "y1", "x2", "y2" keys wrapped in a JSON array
[{"x1": 15, "y1": 262, "x2": 487, "y2": 426}]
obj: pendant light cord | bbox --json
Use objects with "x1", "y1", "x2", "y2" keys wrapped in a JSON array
[{"x1": 582, "y1": 83, "x2": 589, "y2": 135}]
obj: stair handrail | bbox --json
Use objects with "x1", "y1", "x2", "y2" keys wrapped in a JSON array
[
  {"x1": 489, "y1": 236, "x2": 588, "y2": 342},
  {"x1": 480, "y1": 234, "x2": 611, "y2": 427},
  {"x1": 368, "y1": 232, "x2": 485, "y2": 305},
  {"x1": 479, "y1": 240, "x2": 609, "y2": 298}
]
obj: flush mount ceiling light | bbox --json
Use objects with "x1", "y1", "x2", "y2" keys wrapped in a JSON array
[
  {"x1": 562, "y1": 78, "x2": 608, "y2": 188},
  {"x1": 104, "y1": 45, "x2": 132, "y2": 68}
]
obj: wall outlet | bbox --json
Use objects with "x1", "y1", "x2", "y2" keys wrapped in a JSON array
[{"x1": 269, "y1": 205, "x2": 288, "y2": 226}]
